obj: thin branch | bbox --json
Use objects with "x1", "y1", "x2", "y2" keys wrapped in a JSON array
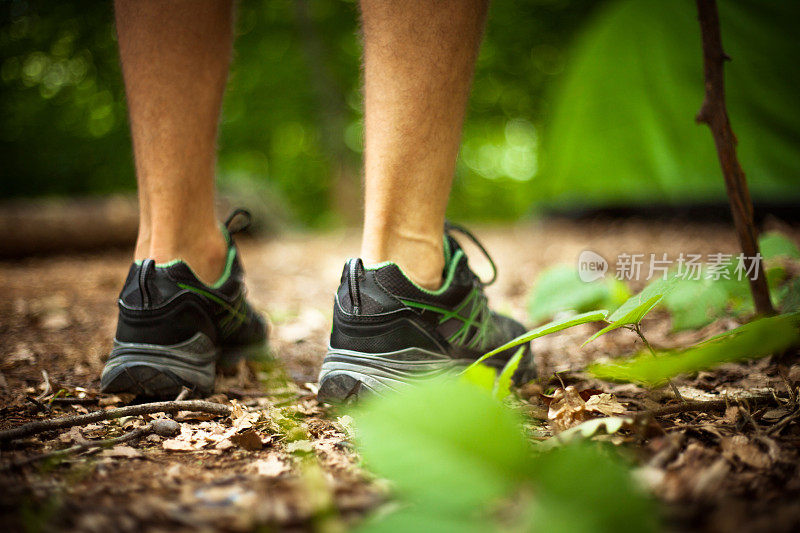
[
  {"x1": 2, "y1": 419, "x2": 180, "y2": 471},
  {"x1": 34, "y1": 370, "x2": 52, "y2": 402},
  {"x1": 632, "y1": 393, "x2": 776, "y2": 419},
  {"x1": 48, "y1": 397, "x2": 99, "y2": 405},
  {"x1": 174, "y1": 387, "x2": 191, "y2": 402},
  {"x1": 695, "y1": 0, "x2": 774, "y2": 316},
  {"x1": 0, "y1": 400, "x2": 231, "y2": 444},
  {"x1": 767, "y1": 408, "x2": 800, "y2": 436}
]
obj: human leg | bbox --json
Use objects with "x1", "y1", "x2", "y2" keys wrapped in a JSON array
[
  {"x1": 116, "y1": 0, "x2": 232, "y2": 284},
  {"x1": 102, "y1": 1, "x2": 266, "y2": 397},
  {"x1": 318, "y1": 1, "x2": 535, "y2": 403},
  {"x1": 359, "y1": 0, "x2": 489, "y2": 289}
]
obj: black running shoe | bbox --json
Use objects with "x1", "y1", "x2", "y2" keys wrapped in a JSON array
[
  {"x1": 100, "y1": 211, "x2": 268, "y2": 398},
  {"x1": 317, "y1": 222, "x2": 535, "y2": 402}
]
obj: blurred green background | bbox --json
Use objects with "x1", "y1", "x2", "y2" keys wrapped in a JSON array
[{"x1": 1, "y1": 0, "x2": 798, "y2": 227}]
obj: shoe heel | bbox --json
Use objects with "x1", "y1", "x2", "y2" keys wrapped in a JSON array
[
  {"x1": 316, "y1": 348, "x2": 455, "y2": 403},
  {"x1": 101, "y1": 333, "x2": 217, "y2": 398}
]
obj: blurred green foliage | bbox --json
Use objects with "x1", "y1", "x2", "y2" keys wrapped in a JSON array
[
  {"x1": 0, "y1": 0, "x2": 598, "y2": 226},
  {"x1": 542, "y1": 0, "x2": 800, "y2": 208},
  {"x1": 1, "y1": 0, "x2": 798, "y2": 225},
  {"x1": 354, "y1": 378, "x2": 659, "y2": 532},
  {"x1": 527, "y1": 265, "x2": 630, "y2": 324}
]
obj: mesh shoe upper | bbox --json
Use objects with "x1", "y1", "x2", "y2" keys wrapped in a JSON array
[{"x1": 115, "y1": 245, "x2": 266, "y2": 350}]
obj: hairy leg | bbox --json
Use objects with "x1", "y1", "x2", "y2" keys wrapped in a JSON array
[
  {"x1": 359, "y1": 0, "x2": 488, "y2": 289},
  {"x1": 115, "y1": 0, "x2": 233, "y2": 284}
]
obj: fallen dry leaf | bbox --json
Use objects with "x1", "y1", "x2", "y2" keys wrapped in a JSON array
[
  {"x1": 101, "y1": 445, "x2": 143, "y2": 458},
  {"x1": 215, "y1": 439, "x2": 234, "y2": 451},
  {"x1": 253, "y1": 455, "x2": 289, "y2": 477},
  {"x1": 584, "y1": 393, "x2": 626, "y2": 416},
  {"x1": 98, "y1": 395, "x2": 124, "y2": 407},
  {"x1": 721, "y1": 435, "x2": 772, "y2": 469},
  {"x1": 230, "y1": 429, "x2": 263, "y2": 451},
  {"x1": 760, "y1": 407, "x2": 789, "y2": 422},
  {"x1": 547, "y1": 386, "x2": 589, "y2": 432},
  {"x1": 692, "y1": 458, "x2": 731, "y2": 498},
  {"x1": 230, "y1": 399, "x2": 245, "y2": 420},
  {"x1": 162, "y1": 439, "x2": 195, "y2": 451}
]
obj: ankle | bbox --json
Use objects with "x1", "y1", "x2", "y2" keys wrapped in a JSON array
[
  {"x1": 362, "y1": 227, "x2": 444, "y2": 290},
  {"x1": 147, "y1": 225, "x2": 229, "y2": 285}
]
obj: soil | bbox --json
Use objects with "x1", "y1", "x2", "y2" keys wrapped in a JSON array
[{"x1": 1, "y1": 218, "x2": 799, "y2": 532}]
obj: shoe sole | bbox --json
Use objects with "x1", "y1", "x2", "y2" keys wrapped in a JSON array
[
  {"x1": 317, "y1": 346, "x2": 535, "y2": 403},
  {"x1": 100, "y1": 332, "x2": 218, "y2": 398}
]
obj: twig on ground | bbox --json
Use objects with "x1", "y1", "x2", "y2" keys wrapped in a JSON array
[
  {"x1": 48, "y1": 397, "x2": 99, "y2": 405},
  {"x1": 0, "y1": 400, "x2": 231, "y2": 444},
  {"x1": 2, "y1": 419, "x2": 180, "y2": 471},
  {"x1": 34, "y1": 370, "x2": 52, "y2": 402},
  {"x1": 24, "y1": 396, "x2": 50, "y2": 413},
  {"x1": 174, "y1": 387, "x2": 191, "y2": 402},
  {"x1": 632, "y1": 393, "x2": 777, "y2": 420},
  {"x1": 767, "y1": 408, "x2": 800, "y2": 436},
  {"x1": 776, "y1": 366, "x2": 797, "y2": 405}
]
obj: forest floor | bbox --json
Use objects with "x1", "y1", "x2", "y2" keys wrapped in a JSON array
[{"x1": 1, "y1": 218, "x2": 799, "y2": 533}]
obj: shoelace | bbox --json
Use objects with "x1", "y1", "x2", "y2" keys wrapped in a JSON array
[{"x1": 444, "y1": 220, "x2": 498, "y2": 286}]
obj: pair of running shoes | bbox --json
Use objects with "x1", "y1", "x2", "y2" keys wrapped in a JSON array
[{"x1": 100, "y1": 213, "x2": 534, "y2": 402}]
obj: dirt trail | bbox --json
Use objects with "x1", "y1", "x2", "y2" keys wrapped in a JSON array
[{"x1": 1, "y1": 219, "x2": 799, "y2": 532}]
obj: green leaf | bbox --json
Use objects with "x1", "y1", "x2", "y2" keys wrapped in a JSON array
[
  {"x1": 778, "y1": 277, "x2": 800, "y2": 313},
  {"x1": 584, "y1": 276, "x2": 679, "y2": 344},
  {"x1": 583, "y1": 295, "x2": 662, "y2": 346},
  {"x1": 358, "y1": 508, "x2": 487, "y2": 533},
  {"x1": 661, "y1": 276, "x2": 732, "y2": 331},
  {"x1": 659, "y1": 258, "x2": 791, "y2": 332},
  {"x1": 525, "y1": 444, "x2": 660, "y2": 533},
  {"x1": 467, "y1": 310, "x2": 608, "y2": 369},
  {"x1": 353, "y1": 379, "x2": 531, "y2": 513},
  {"x1": 527, "y1": 266, "x2": 629, "y2": 323},
  {"x1": 607, "y1": 275, "x2": 679, "y2": 324},
  {"x1": 541, "y1": 0, "x2": 800, "y2": 211},
  {"x1": 589, "y1": 313, "x2": 800, "y2": 386},
  {"x1": 460, "y1": 362, "x2": 497, "y2": 393},
  {"x1": 760, "y1": 232, "x2": 800, "y2": 261},
  {"x1": 353, "y1": 380, "x2": 659, "y2": 532},
  {"x1": 493, "y1": 346, "x2": 525, "y2": 400}
]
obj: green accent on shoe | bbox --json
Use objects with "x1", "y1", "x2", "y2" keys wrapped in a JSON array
[
  {"x1": 363, "y1": 261, "x2": 393, "y2": 270},
  {"x1": 209, "y1": 246, "x2": 236, "y2": 289},
  {"x1": 367, "y1": 249, "x2": 465, "y2": 297},
  {"x1": 151, "y1": 246, "x2": 236, "y2": 289},
  {"x1": 177, "y1": 282, "x2": 248, "y2": 323},
  {"x1": 400, "y1": 284, "x2": 491, "y2": 350},
  {"x1": 448, "y1": 291, "x2": 484, "y2": 345},
  {"x1": 154, "y1": 258, "x2": 183, "y2": 268}
]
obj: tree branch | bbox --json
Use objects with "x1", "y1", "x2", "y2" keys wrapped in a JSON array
[
  {"x1": 1, "y1": 419, "x2": 180, "y2": 471},
  {"x1": 632, "y1": 392, "x2": 777, "y2": 419},
  {"x1": 0, "y1": 400, "x2": 231, "y2": 444},
  {"x1": 695, "y1": 0, "x2": 774, "y2": 316}
]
